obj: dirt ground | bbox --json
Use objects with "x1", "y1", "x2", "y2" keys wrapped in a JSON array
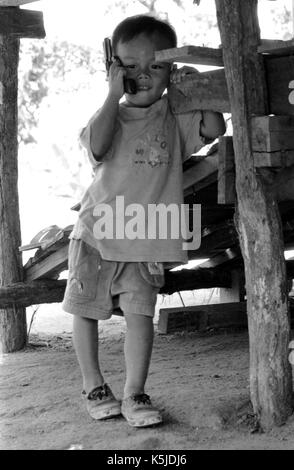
[{"x1": 1, "y1": 303, "x2": 294, "y2": 451}]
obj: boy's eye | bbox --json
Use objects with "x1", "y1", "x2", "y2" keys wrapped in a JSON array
[
  {"x1": 125, "y1": 64, "x2": 137, "y2": 69},
  {"x1": 151, "y1": 64, "x2": 164, "y2": 70}
]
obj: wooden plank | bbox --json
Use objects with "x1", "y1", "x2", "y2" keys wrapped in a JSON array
[
  {"x1": 183, "y1": 155, "x2": 218, "y2": 192},
  {"x1": 155, "y1": 40, "x2": 294, "y2": 66},
  {"x1": 253, "y1": 150, "x2": 294, "y2": 168},
  {"x1": 158, "y1": 298, "x2": 294, "y2": 335},
  {"x1": 196, "y1": 248, "x2": 240, "y2": 268},
  {"x1": 0, "y1": 279, "x2": 66, "y2": 308},
  {"x1": 0, "y1": 35, "x2": 26, "y2": 354},
  {"x1": 155, "y1": 45, "x2": 224, "y2": 67},
  {"x1": 0, "y1": 0, "x2": 39, "y2": 5},
  {"x1": 251, "y1": 116, "x2": 294, "y2": 152},
  {"x1": 265, "y1": 55, "x2": 294, "y2": 116},
  {"x1": 24, "y1": 244, "x2": 69, "y2": 281},
  {"x1": 24, "y1": 229, "x2": 71, "y2": 268},
  {"x1": 168, "y1": 68, "x2": 230, "y2": 114},
  {"x1": 259, "y1": 39, "x2": 294, "y2": 55},
  {"x1": 217, "y1": 136, "x2": 235, "y2": 204},
  {"x1": 0, "y1": 7, "x2": 45, "y2": 38},
  {"x1": 158, "y1": 302, "x2": 247, "y2": 334}
]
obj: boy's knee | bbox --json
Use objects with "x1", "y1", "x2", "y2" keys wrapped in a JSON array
[{"x1": 124, "y1": 313, "x2": 153, "y2": 329}]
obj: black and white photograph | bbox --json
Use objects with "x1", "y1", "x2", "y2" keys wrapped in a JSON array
[{"x1": 0, "y1": 0, "x2": 294, "y2": 453}]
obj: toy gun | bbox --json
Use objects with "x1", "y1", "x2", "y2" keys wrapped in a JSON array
[{"x1": 103, "y1": 38, "x2": 137, "y2": 95}]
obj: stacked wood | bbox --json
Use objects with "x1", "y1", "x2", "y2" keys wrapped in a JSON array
[{"x1": 252, "y1": 116, "x2": 294, "y2": 168}]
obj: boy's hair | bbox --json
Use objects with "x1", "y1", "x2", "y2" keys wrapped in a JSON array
[{"x1": 112, "y1": 15, "x2": 177, "y2": 53}]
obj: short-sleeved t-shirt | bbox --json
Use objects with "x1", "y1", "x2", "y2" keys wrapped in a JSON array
[{"x1": 71, "y1": 95, "x2": 205, "y2": 264}]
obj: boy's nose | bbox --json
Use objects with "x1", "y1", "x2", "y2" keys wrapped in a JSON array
[{"x1": 137, "y1": 69, "x2": 150, "y2": 80}]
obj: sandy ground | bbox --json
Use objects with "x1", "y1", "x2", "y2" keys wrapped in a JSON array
[{"x1": 1, "y1": 295, "x2": 294, "y2": 451}]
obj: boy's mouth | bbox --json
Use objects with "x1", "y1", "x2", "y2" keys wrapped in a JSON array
[{"x1": 137, "y1": 85, "x2": 151, "y2": 91}]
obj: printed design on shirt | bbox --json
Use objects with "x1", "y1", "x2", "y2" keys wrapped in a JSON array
[{"x1": 133, "y1": 131, "x2": 170, "y2": 167}]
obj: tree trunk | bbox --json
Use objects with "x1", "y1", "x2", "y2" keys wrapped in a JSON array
[
  {"x1": 215, "y1": 0, "x2": 293, "y2": 430},
  {"x1": 0, "y1": 35, "x2": 27, "y2": 353}
]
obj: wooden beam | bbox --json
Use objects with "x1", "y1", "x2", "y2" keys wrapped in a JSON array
[
  {"x1": 158, "y1": 302, "x2": 247, "y2": 334},
  {"x1": 155, "y1": 45, "x2": 224, "y2": 67},
  {"x1": 168, "y1": 68, "x2": 230, "y2": 114},
  {"x1": 160, "y1": 266, "x2": 231, "y2": 295},
  {"x1": 197, "y1": 248, "x2": 240, "y2": 268},
  {"x1": 0, "y1": 35, "x2": 26, "y2": 353},
  {"x1": 0, "y1": 0, "x2": 39, "y2": 5},
  {"x1": 0, "y1": 7, "x2": 45, "y2": 38},
  {"x1": 155, "y1": 40, "x2": 294, "y2": 66},
  {"x1": 216, "y1": 0, "x2": 292, "y2": 431},
  {"x1": 217, "y1": 136, "x2": 236, "y2": 204},
  {"x1": 183, "y1": 154, "x2": 218, "y2": 193},
  {"x1": 0, "y1": 279, "x2": 66, "y2": 308}
]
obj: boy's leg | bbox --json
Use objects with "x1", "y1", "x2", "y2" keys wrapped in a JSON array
[
  {"x1": 73, "y1": 315, "x2": 121, "y2": 420},
  {"x1": 72, "y1": 315, "x2": 104, "y2": 393},
  {"x1": 122, "y1": 313, "x2": 162, "y2": 427},
  {"x1": 123, "y1": 313, "x2": 154, "y2": 398}
]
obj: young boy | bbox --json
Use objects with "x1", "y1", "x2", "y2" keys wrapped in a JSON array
[{"x1": 62, "y1": 15, "x2": 225, "y2": 428}]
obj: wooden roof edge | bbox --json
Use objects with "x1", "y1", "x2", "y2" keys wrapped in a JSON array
[{"x1": 0, "y1": 1, "x2": 40, "y2": 7}]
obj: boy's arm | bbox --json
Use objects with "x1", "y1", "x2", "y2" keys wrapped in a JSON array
[
  {"x1": 89, "y1": 59, "x2": 126, "y2": 161},
  {"x1": 200, "y1": 110, "x2": 226, "y2": 143},
  {"x1": 170, "y1": 66, "x2": 226, "y2": 143}
]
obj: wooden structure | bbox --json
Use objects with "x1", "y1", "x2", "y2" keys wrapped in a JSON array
[
  {"x1": 0, "y1": 0, "x2": 45, "y2": 353},
  {"x1": 0, "y1": 0, "x2": 294, "y2": 431}
]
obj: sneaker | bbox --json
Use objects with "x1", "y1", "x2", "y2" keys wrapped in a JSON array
[
  {"x1": 82, "y1": 383, "x2": 121, "y2": 420},
  {"x1": 121, "y1": 393, "x2": 163, "y2": 427}
]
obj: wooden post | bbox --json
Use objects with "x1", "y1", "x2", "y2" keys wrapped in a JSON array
[
  {"x1": 0, "y1": 4, "x2": 45, "y2": 353},
  {"x1": 0, "y1": 35, "x2": 27, "y2": 353},
  {"x1": 215, "y1": 0, "x2": 293, "y2": 431}
]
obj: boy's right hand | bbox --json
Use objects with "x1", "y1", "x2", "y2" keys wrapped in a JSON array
[{"x1": 108, "y1": 58, "x2": 126, "y2": 100}]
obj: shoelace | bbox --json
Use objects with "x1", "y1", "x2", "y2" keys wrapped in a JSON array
[{"x1": 133, "y1": 393, "x2": 151, "y2": 405}]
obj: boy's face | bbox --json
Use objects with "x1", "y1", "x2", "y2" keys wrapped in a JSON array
[{"x1": 116, "y1": 33, "x2": 172, "y2": 107}]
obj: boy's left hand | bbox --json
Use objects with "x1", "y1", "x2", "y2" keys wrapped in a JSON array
[{"x1": 169, "y1": 65, "x2": 202, "y2": 85}]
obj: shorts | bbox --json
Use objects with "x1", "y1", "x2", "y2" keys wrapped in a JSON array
[{"x1": 62, "y1": 238, "x2": 165, "y2": 320}]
